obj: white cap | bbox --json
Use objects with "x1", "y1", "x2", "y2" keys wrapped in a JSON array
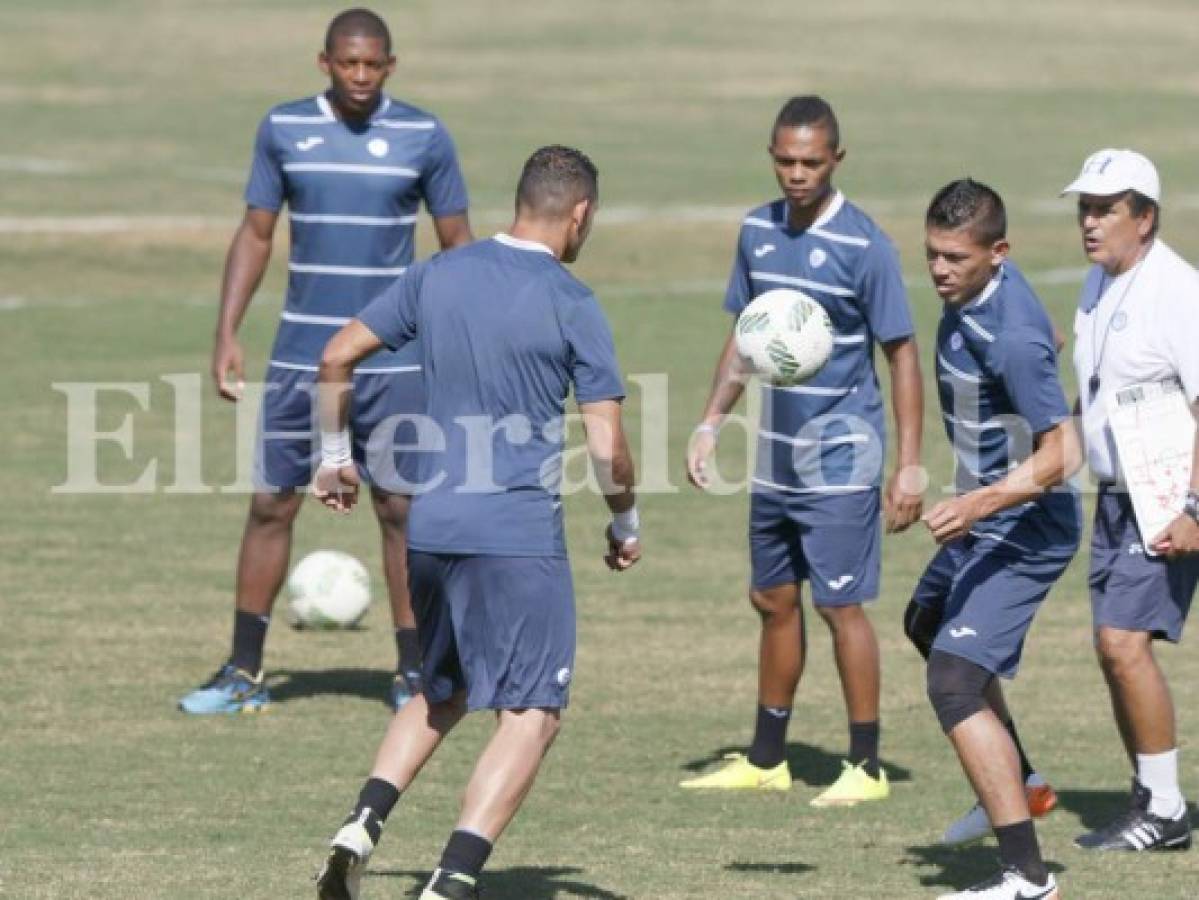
[{"x1": 1061, "y1": 149, "x2": 1160, "y2": 202}]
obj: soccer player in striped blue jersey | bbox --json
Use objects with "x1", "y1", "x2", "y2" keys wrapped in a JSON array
[
  {"x1": 913, "y1": 179, "x2": 1081, "y2": 900},
  {"x1": 178, "y1": 8, "x2": 472, "y2": 716},
  {"x1": 681, "y1": 96, "x2": 924, "y2": 806}
]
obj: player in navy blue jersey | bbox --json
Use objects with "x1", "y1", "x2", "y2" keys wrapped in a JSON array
[
  {"x1": 179, "y1": 8, "x2": 473, "y2": 716},
  {"x1": 681, "y1": 96, "x2": 924, "y2": 807},
  {"x1": 310, "y1": 146, "x2": 640, "y2": 900},
  {"x1": 912, "y1": 179, "x2": 1081, "y2": 900}
]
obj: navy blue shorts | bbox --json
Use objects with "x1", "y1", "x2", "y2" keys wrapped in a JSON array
[
  {"x1": 408, "y1": 551, "x2": 576, "y2": 711},
  {"x1": 1090, "y1": 487, "x2": 1199, "y2": 643},
  {"x1": 912, "y1": 536, "x2": 1071, "y2": 678},
  {"x1": 749, "y1": 488, "x2": 880, "y2": 605},
  {"x1": 253, "y1": 365, "x2": 423, "y2": 492}
]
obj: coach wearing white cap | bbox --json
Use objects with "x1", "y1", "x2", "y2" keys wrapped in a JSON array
[{"x1": 1066, "y1": 148, "x2": 1199, "y2": 853}]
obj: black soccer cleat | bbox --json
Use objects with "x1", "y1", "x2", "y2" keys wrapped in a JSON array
[{"x1": 1074, "y1": 778, "x2": 1192, "y2": 852}]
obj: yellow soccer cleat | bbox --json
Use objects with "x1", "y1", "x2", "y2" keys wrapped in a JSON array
[
  {"x1": 809, "y1": 761, "x2": 890, "y2": 807},
  {"x1": 679, "y1": 753, "x2": 792, "y2": 791}
]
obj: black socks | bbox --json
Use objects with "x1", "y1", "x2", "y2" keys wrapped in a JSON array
[
  {"x1": 747, "y1": 705, "x2": 791, "y2": 769},
  {"x1": 994, "y1": 819, "x2": 1049, "y2": 886},
  {"x1": 230, "y1": 610, "x2": 269, "y2": 674},
  {"x1": 848, "y1": 720, "x2": 881, "y2": 778},
  {"x1": 439, "y1": 829, "x2": 493, "y2": 880},
  {"x1": 395, "y1": 627, "x2": 421, "y2": 675},
  {"x1": 345, "y1": 777, "x2": 402, "y2": 845}
]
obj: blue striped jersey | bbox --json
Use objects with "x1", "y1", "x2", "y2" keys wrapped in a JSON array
[
  {"x1": 935, "y1": 261, "x2": 1079, "y2": 552},
  {"x1": 725, "y1": 192, "x2": 914, "y2": 493},
  {"x1": 244, "y1": 93, "x2": 468, "y2": 371}
]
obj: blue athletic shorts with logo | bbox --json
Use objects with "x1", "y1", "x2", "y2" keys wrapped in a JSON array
[
  {"x1": 1090, "y1": 486, "x2": 1199, "y2": 643},
  {"x1": 749, "y1": 487, "x2": 880, "y2": 605},
  {"x1": 253, "y1": 365, "x2": 423, "y2": 492},
  {"x1": 912, "y1": 535, "x2": 1071, "y2": 678},
  {"x1": 408, "y1": 551, "x2": 576, "y2": 711}
]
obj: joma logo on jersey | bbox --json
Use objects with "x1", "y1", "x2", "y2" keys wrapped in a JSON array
[
  {"x1": 753, "y1": 243, "x2": 775, "y2": 259},
  {"x1": 295, "y1": 136, "x2": 324, "y2": 151}
]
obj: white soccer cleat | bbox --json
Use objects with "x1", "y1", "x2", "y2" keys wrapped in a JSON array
[
  {"x1": 937, "y1": 868, "x2": 1059, "y2": 899},
  {"x1": 315, "y1": 822, "x2": 375, "y2": 900},
  {"x1": 941, "y1": 775, "x2": 1059, "y2": 846}
]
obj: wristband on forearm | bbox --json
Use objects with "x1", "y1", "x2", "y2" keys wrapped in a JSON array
[
  {"x1": 320, "y1": 430, "x2": 352, "y2": 469},
  {"x1": 610, "y1": 506, "x2": 640, "y2": 543}
]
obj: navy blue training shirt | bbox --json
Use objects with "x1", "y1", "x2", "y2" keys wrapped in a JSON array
[
  {"x1": 245, "y1": 93, "x2": 468, "y2": 374},
  {"x1": 357, "y1": 234, "x2": 625, "y2": 557},
  {"x1": 934, "y1": 261, "x2": 1080, "y2": 554},
  {"x1": 725, "y1": 192, "x2": 915, "y2": 493}
]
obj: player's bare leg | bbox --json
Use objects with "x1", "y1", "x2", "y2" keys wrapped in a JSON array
[
  {"x1": 949, "y1": 710, "x2": 1029, "y2": 827},
  {"x1": 754, "y1": 582, "x2": 805, "y2": 708},
  {"x1": 1096, "y1": 626, "x2": 1176, "y2": 760},
  {"x1": 455, "y1": 708, "x2": 562, "y2": 839},
  {"x1": 817, "y1": 603, "x2": 880, "y2": 723},
  {"x1": 369, "y1": 692, "x2": 469, "y2": 788},
  {"x1": 371, "y1": 488, "x2": 422, "y2": 708},
  {"x1": 235, "y1": 490, "x2": 305, "y2": 616}
]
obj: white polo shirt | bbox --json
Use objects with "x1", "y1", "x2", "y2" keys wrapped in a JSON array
[{"x1": 1073, "y1": 239, "x2": 1199, "y2": 481}]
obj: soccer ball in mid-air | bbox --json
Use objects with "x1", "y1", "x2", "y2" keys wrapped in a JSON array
[
  {"x1": 287, "y1": 550, "x2": 372, "y2": 629},
  {"x1": 734, "y1": 288, "x2": 835, "y2": 385}
]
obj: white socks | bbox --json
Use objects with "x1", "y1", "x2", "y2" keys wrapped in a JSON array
[{"x1": 1136, "y1": 749, "x2": 1186, "y2": 819}]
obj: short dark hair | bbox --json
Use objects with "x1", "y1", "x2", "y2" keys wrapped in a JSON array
[
  {"x1": 772, "y1": 95, "x2": 840, "y2": 150},
  {"x1": 925, "y1": 178, "x2": 1007, "y2": 246},
  {"x1": 516, "y1": 145, "x2": 599, "y2": 218},
  {"x1": 1124, "y1": 190, "x2": 1161, "y2": 239},
  {"x1": 325, "y1": 8, "x2": 391, "y2": 55}
]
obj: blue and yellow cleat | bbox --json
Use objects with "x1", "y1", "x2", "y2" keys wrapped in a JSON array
[
  {"x1": 178, "y1": 664, "x2": 270, "y2": 715},
  {"x1": 390, "y1": 669, "x2": 423, "y2": 711}
]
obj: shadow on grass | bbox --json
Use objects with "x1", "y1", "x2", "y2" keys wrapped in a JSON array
[
  {"x1": 901, "y1": 843, "x2": 1065, "y2": 890},
  {"x1": 1055, "y1": 787, "x2": 1199, "y2": 832},
  {"x1": 724, "y1": 860, "x2": 815, "y2": 875},
  {"x1": 268, "y1": 666, "x2": 392, "y2": 706},
  {"x1": 681, "y1": 741, "x2": 913, "y2": 786},
  {"x1": 367, "y1": 866, "x2": 628, "y2": 899}
]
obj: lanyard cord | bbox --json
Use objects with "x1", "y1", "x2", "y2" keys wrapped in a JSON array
[{"x1": 1090, "y1": 257, "x2": 1146, "y2": 390}]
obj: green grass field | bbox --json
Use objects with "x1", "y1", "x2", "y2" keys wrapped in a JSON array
[{"x1": 4, "y1": 1, "x2": 1199, "y2": 896}]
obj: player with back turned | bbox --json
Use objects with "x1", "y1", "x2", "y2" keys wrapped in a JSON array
[{"x1": 310, "y1": 146, "x2": 641, "y2": 900}]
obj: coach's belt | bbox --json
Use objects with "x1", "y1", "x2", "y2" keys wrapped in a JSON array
[{"x1": 1114, "y1": 375, "x2": 1183, "y2": 408}]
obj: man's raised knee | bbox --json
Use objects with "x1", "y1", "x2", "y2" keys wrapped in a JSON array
[{"x1": 926, "y1": 650, "x2": 992, "y2": 734}]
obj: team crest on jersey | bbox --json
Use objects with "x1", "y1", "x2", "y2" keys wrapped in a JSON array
[
  {"x1": 367, "y1": 138, "x2": 389, "y2": 158},
  {"x1": 809, "y1": 247, "x2": 827, "y2": 268},
  {"x1": 1111, "y1": 311, "x2": 1128, "y2": 331},
  {"x1": 950, "y1": 332, "x2": 964, "y2": 351}
]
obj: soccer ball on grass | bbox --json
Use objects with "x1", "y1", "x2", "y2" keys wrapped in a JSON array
[{"x1": 287, "y1": 550, "x2": 372, "y2": 629}]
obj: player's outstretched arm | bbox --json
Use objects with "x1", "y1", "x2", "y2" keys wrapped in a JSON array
[
  {"x1": 881, "y1": 335, "x2": 925, "y2": 532},
  {"x1": 579, "y1": 399, "x2": 641, "y2": 571},
  {"x1": 212, "y1": 207, "x2": 278, "y2": 401},
  {"x1": 923, "y1": 419, "x2": 1082, "y2": 544},
  {"x1": 312, "y1": 320, "x2": 385, "y2": 514},
  {"x1": 687, "y1": 325, "x2": 751, "y2": 491}
]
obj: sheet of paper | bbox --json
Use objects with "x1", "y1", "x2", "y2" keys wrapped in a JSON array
[{"x1": 1109, "y1": 383, "x2": 1195, "y2": 554}]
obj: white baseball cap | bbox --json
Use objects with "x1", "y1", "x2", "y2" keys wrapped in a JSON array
[{"x1": 1061, "y1": 148, "x2": 1160, "y2": 202}]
